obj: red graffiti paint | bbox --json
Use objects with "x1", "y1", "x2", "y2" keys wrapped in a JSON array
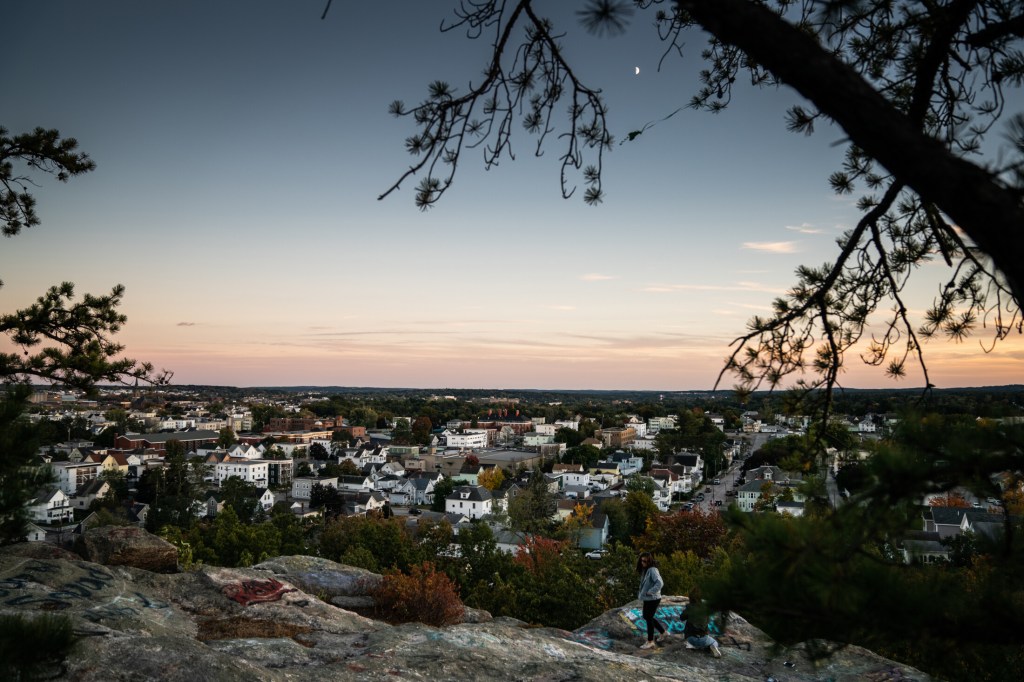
[{"x1": 221, "y1": 578, "x2": 296, "y2": 606}]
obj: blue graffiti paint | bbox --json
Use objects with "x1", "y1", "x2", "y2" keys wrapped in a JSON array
[{"x1": 622, "y1": 605, "x2": 722, "y2": 637}]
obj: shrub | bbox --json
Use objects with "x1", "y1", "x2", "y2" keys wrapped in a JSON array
[{"x1": 370, "y1": 562, "x2": 464, "y2": 627}]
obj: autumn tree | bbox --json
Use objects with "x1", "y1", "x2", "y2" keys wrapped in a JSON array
[
  {"x1": 477, "y1": 466, "x2": 505, "y2": 491},
  {"x1": 636, "y1": 505, "x2": 728, "y2": 560},
  {"x1": 560, "y1": 501, "x2": 594, "y2": 547},
  {"x1": 929, "y1": 492, "x2": 972, "y2": 508},
  {"x1": 371, "y1": 562, "x2": 464, "y2": 626}
]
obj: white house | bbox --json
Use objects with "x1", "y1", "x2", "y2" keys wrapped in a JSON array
[
  {"x1": 609, "y1": 451, "x2": 644, "y2": 476},
  {"x1": 625, "y1": 416, "x2": 648, "y2": 438},
  {"x1": 23, "y1": 522, "x2": 48, "y2": 542},
  {"x1": 562, "y1": 469, "x2": 591, "y2": 488},
  {"x1": 445, "y1": 485, "x2": 493, "y2": 520},
  {"x1": 216, "y1": 458, "x2": 269, "y2": 487},
  {"x1": 27, "y1": 488, "x2": 74, "y2": 524},
  {"x1": 391, "y1": 473, "x2": 442, "y2": 507},
  {"x1": 253, "y1": 487, "x2": 276, "y2": 511},
  {"x1": 71, "y1": 478, "x2": 111, "y2": 510}
]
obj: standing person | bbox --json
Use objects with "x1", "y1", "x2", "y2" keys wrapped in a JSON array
[
  {"x1": 683, "y1": 586, "x2": 722, "y2": 658},
  {"x1": 636, "y1": 552, "x2": 668, "y2": 649}
]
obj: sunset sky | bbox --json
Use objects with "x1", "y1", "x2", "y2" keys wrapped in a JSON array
[{"x1": 5, "y1": 1, "x2": 1023, "y2": 390}]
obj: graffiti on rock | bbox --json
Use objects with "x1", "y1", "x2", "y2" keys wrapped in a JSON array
[{"x1": 222, "y1": 577, "x2": 296, "y2": 606}]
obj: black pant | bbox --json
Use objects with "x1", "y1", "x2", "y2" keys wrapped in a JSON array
[{"x1": 642, "y1": 599, "x2": 666, "y2": 641}]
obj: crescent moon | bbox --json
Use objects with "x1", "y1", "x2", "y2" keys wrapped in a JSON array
[{"x1": 634, "y1": 66, "x2": 640, "y2": 75}]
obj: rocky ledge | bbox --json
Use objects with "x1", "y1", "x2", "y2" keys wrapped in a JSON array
[{"x1": 0, "y1": 528, "x2": 929, "y2": 681}]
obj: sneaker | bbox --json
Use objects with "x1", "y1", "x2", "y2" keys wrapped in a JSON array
[
  {"x1": 639, "y1": 641, "x2": 657, "y2": 650},
  {"x1": 710, "y1": 644, "x2": 722, "y2": 658},
  {"x1": 657, "y1": 632, "x2": 671, "y2": 644},
  {"x1": 684, "y1": 641, "x2": 696, "y2": 650}
]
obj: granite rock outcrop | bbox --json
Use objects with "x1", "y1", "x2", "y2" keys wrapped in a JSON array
[{"x1": 0, "y1": 531, "x2": 930, "y2": 681}]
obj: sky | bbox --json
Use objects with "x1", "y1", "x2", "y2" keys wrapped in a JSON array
[{"x1": 5, "y1": 0, "x2": 1023, "y2": 391}]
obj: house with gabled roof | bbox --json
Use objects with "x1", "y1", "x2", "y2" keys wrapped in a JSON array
[
  {"x1": 27, "y1": 488, "x2": 74, "y2": 524},
  {"x1": 72, "y1": 478, "x2": 111, "y2": 509},
  {"x1": 900, "y1": 530, "x2": 949, "y2": 564},
  {"x1": 608, "y1": 450, "x2": 643, "y2": 475},
  {"x1": 445, "y1": 485, "x2": 493, "y2": 520},
  {"x1": 344, "y1": 490, "x2": 388, "y2": 516},
  {"x1": 591, "y1": 461, "x2": 623, "y2": 487},
  {"x1": 491, "y1": 526, "x2": 531, "y2": 555},
  {"x1": 672, "y1": 453, "x2": 704, "y2": 483},
  {"x1": 23, "y1": 522, "x2": 48, "y2": 542},
  {"x1": 391, "y1": 472, "x2": 443, "y2": 507},
  {"x1": 923, "y1": 506, "x2": 972, "y2": 539},
  {"x1": 126, "y1": 501, "x2": 150, "y2": 527},
  {"x1": 85, "y1": 451, "x2": 130, "y2": 474},
  {"x1": 651, "y1": 467, "x2": 689, "y2": 496},
  {"x1": 338, "y1": 474, "x2": 373, "y2": 493},
  {"x1": 737, "y1": 466, "x2": 803, "y2": 512}
]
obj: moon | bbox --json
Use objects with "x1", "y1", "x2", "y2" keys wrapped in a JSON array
[{"x1": 634, "y1": 66, "x2": 640, "y2": 75}]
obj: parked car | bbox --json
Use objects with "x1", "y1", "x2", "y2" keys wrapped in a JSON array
[
  {"x1": 714, "y1": 500, "x2": 723, "y2": 506},
  {"x1": 695, "y1": 493, "x2": 705, "y2": 501},
  {"x1": 713, "y1": 478, "x2": 721, "y2": 485},
  {"x1": 585, "y1": 549, "x2": 609, "y2": 560},
  {"x1": 705, "y1": 487, "x2": 712, "y2": 493}
]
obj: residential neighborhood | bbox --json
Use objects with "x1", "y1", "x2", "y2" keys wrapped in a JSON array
[{"x1": 13, "y1": 385, "x2": 1018, "y2": 575}]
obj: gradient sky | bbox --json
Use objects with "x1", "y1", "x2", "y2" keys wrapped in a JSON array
[{"x1": 5, "y1": 1, "x2": 1023, "y2": 390}]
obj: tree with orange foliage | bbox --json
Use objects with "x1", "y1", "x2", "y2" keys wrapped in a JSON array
[
  {"x1": 513, "y1": 535, "x2": 567, "y2": 575},
  {"x1": 929, "y1": 492, "x2": 972, "y2": 508},
  {"x1": 635, "y1": 506, "x2": 727, "y2": 560},
  {"x1": 477, "y1": 466, "x2": 504, "y2": 491},
  {"x1": 370, "y1": 562, "x2": 464, "y2": 627},
  {"x1": 561, "y1": 502, "x2": 594, "y2": 547}
]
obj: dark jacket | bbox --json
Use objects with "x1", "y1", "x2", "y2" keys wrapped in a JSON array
[{"x1": 683, "y1": 602, "x2": 709, "y2": 638}]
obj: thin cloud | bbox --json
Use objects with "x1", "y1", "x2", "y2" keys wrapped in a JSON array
[
  {"x1": 176, "y1": 322, "x2": 197, "y2": 327},
  {"x1": 580, "y1": 273, "x2": 617, "y2": 281},
  {"x1": 640, "y1": 281, "x2": 782, "y2": 294},
  {"x1": 785, "y1": 223, "x2": 823, "y2": 235},
  {"x1": 742, "y1": 241, "x2": 798, "y2": 253}
]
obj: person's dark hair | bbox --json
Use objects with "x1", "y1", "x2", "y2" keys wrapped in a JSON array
[{"x1": 636, "y1": 551, "x2": 657, "y2": 574}]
